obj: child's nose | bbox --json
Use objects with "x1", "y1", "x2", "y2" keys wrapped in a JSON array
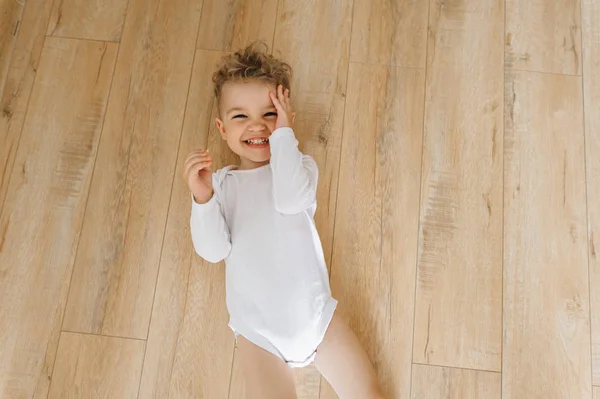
[{"x1": 248, "y1": 120, "x2": 266, "y2": 131}]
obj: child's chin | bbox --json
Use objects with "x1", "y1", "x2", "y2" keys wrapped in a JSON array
[
  {"x1": 244, "y1": 149, "x2": 271, "y2": 161},
  {"x1": 249, "y1": 155, "x2": 271, "y2": 163}
]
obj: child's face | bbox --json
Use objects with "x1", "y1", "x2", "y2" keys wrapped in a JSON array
[{"x1": 215, "y1": 80, "x2": 278, "y2": 169}]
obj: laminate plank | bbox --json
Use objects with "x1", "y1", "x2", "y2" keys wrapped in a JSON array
[
  {"x1": 0, "y1": 0, "x2": 24, "y2": 97},
  {"x1": 413, "y1": 0, "x2": 503, "y2": 372},
  {"x1": 411, "y1": 364, "x2": 501, "y2": 399},
  {"x1": 0, "y1": 0, "x2": 55, "y2": 216},
  {"x1": 326, "y1": 61, "x2": 425, "y2": 398},
  {"x1": 139, "y1": 49, "x2": 233, "y2": 399},
  {"x1": 166, "y1": 256, "x2": 234, "y2": 398},
  {"x1": 0, "y1": 37, "x2": 117, "y2": 399},
  {"x1": 350, "y1": 0, "x2": 428, "y2": 68},
  {"x1": 196, "y1": 0, "x2": 277, "y2": 51},
  {"x1": 505, "y1": 0, "x2": 582, "y2": 75},
  {"x1": 47, "y1": 332, "x2": 145, "y2": 399},
  {"x1": 583, "y1": 0, "x2": 600, "y2": 386},
  {"x1": 62, "y1": 0, "x2": 203, "y2": 338},
  {"x1": 46, "y1": 0, "x2": 128, "y2": 42},
  {"x1": 503, "y1": 70, "x2": 591, "y2": 398}
]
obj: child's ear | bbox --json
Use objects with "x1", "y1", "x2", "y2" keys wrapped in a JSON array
[{"x1": 215, "y1": 118, "x2": 227, "y2": 140}]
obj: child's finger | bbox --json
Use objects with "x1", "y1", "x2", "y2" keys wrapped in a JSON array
[
  {"x1": 190, "y1": 160, "x2": 212, "y2": 175},
  {"x1": 184, "y1": 153, "x2": 211, "y2": 168},
  {"x1": 184, "y1": 149, "x2": 209, "y2": 164},
  {"x1": 270, "y1": 91, "x2": 283, "y2": 110},
  {"x1": 184, "y1": 158, "x2": 212, "y2": 178}
]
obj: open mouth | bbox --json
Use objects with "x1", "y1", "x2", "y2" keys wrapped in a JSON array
[{"x1": 243, "y1": 137, "x2": 270, "y2": 147}]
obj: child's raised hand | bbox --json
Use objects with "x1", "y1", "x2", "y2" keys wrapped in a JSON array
[
  {"x1": 269, "y1": 84, "x2": 295, "y2": 129},
  {"x1": 183, "y1": 149, "x2": 214, "y2": 204}
]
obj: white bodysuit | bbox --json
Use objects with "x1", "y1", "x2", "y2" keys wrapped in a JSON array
[{"x1": 189, "y1": 127, "x2": 337, "y2": 367}]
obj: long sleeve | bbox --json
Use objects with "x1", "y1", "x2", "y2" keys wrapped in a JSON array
[
  {"x1": 269, "y1": 127, "x2": 318, "y2": 214},
  {"x1": 189, "y1": 191, "x2": 232, "y2": 263}
]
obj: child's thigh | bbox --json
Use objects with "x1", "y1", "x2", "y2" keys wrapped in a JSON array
[
  {"x1": 236, "y1": 335, "x2": 298, "y2": 399},
  {"x1": 314, "y1": 312, "x2": 385, "y2": 399}
]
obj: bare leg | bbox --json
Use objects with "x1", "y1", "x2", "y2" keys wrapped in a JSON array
[
  {"x1": 314, "y1": 312, "x2": 385, "y2": 399},
  {"x1": 236, "y1": 335, "x2": 298, "y2": 399}
]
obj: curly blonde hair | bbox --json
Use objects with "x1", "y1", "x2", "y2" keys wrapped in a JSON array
[{"x1": 212, "y1": 41, "x2": 293, "y2": 105}]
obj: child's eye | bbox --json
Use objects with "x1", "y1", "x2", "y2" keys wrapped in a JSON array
[
  {"x1": 265, "y1": 112, "x2": 277, "y2": 117},
  {"x1": 232, "y1": 114, "x2": 247, "y2": 119}
]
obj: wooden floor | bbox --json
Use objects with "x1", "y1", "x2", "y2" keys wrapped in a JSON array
[{"x1": 0, "y1": 0, "x2": 598, "y2": 397}]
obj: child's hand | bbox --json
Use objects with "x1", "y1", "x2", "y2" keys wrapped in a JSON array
[
  {"x1": 183, "y1": 149, "x2": 214, "y2": 204},
  {"x1": 269, "y1": 84, "x2": 295, "y2": 129}
]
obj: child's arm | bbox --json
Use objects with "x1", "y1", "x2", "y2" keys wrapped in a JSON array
[
  {"x1": 268, "y1": 85, "x2": 318, "y2": 214},
  {"x1": 269, "y1": 127, "x2": 318, "y2": 214},
  {"x1": 190, "y1": 191, "x2": 232, "y2": 263}
]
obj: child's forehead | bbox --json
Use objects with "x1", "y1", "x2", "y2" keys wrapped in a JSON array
[{"x1": 222, "y1": 80, "x2": 275, "y2": 98}]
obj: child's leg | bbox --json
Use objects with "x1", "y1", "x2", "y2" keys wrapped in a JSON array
[
  {"x1": 314, "y1": 312, "x2": 385, "y2": 399},
  {"x1": 236, "y1": 335, "x2": 298, "y2": 399}
]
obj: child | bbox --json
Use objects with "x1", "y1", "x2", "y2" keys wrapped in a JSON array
[{"x1": 183, "y1": 42, "x2": 384, "y2": 399}]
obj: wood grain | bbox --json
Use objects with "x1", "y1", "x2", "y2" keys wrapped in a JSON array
[
  {"x1": 46, "y1": 0, "x2": 128, "y2": 42},
  {"x1": 505, "y1": 0, "x2": 582, "y2": 75},
  {"x1": 350, "y1": 0, "x2": 428, "y2": 68},
  {"x1": 503, "y1": 71, "x2": 591, "y2": 398},
  {"x1": 47, "y1": 332, "x2": 145, "y2": 399},
  {"x1": 167, "y1": 258, "x2": 234, "y2": 398},
  {"x1": 161, "y1": 50, "x2": 235, "y2": 398},
  {"x1": 0, "y1": 37, "x2": 117, "y2": 399},
  {"x1": 582, "y1": 0, "x2": 600, "y2": 47},
  {"x1": 196, "y1": 0, "x2": 277, "y2": 51},
  {"x1": 139, "y1": 49, "x2": 232, "y2": 399},
  {"x1": 411, "y1": 364, "x2": 501, "y2": 399},
  {"x1": 0, "y1": 0, "x2": 23, "y2": 97},
  {"x1": 0, "y1": 0, "x2": 54, "y2": 217},
  {"x1": 62, "y1": 0, "x2": 203, "y2": 339},
  {"x1": 413, "y1": 0, "x2": 503, "y2": 372},
  {"x1": 326, "y1": 62, "x2": 425, "y2": 399},
  {"x1": 583, "y1": 0, "x2": 600, "y2": 386}
]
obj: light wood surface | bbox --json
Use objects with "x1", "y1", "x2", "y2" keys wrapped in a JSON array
[
  {"x1": 506, "y1": 0, "x2": 582, "y2": 75},
  {"x1": 350, "y1": 0, "x2": 428, "y2": 68},
  {"x1": 411, "y1": 364, "x2": 501, "y2": 399},
  {"x1": 146, "y1": 49, "x2": 234, "y2": 399},
  {"x1": 62, "y1": 0, "x2": 202, "y2": 339},
  {"x1": 167, "y1": 256, "x2": 234, "y2": 398},
  {"x1": 196, "y1": 0, "x2": 277, "y2": 51},
  {"x1": 46, "y1": 0, "x2": 128, "y2": 42},
  {"x1": 48, "y1": 332, "x2": 145, "y2": 399},
  {"x1": 584, "y1": 0, "x2": 600, "y2": 386},
  {"x1": 0, "y1": 0, "x2": 23, "y2": 97},
  {"x1": 0, "y1": 36, "x2": 117, "y2": 398},
  {"x1": 503, "y1": 71, "x2": 591, "y2": 397},
  {"x1": 0, "y1": 0, "x2": 55, "y2": 215},
  {"x1": 327, "y1": 62, "x2": 425, "y2": 398},
  {"x1": 1, "y1": 0, "x2": 599, "y2": 397},
  {"x1": 138, "y1": 49, "x2": 228, "y2": 399},
  {"x1": 413, "y1": 0, "x2": 504, "y2": 372}
]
